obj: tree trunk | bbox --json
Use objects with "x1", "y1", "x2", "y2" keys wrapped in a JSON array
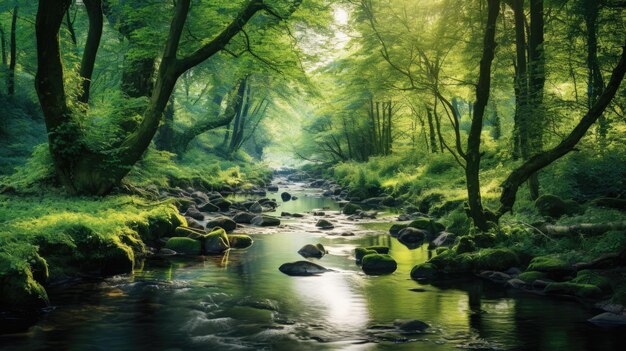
[
  {"x1": 0, "y1": 25, "x2": 6, "y2": 67},
  {"x1": 228, "y1": 76, "x2": 248, "y2": 152},
  {"x1": 497, "y1": 43, "x2": 626, "y2": 216},
  {"x1": 527, "y1": 0, "x2": 545, "y2": 200},
  {"x1": 8, "y1": 6, "x2": 17, "y2": 95},
  {"x1": 426, "y1": 107, "x2": 438, "y2": 153},
  {"x1": 35, "y1": 0, "x2": 274, "y2": 194},
  {"x1": 584, "y1": 0, "x2": 607, "y2": 144},
  {"x1": 78, "y1": 0, "x2": 103, "y2": 104},
  {"x1": 465, "y1": 0, "x2": 500, "y2": 231},
  {"x1": 66, "y1": 8, "x2": 77, "y2": 46}
]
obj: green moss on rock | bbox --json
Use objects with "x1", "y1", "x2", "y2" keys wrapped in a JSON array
[
  {"x1": 174, "y1": 226, "x2": 205, "y2": 238},
  {"x1": 165, "y1": 237, "x2": 201, "y2": 255},
  {"x1": 0, "y1": 261, "x2": 49, "y2": 312},
  {"x1": 571, "y1": 270, "x2": 612, "y2": 293},
  {"x1": 343, "y1": 203, "x2": 361, "y2": 215},
  {"x1": 544, "y1": 282, "x2": 604, "y2": 299},
  {"x1": 366, "y1": 246, "x2": 390, "y2": 254},
  {"x1": 361, "y1": 254, "x2": 397, "y2": 275},
  {"x1": 428, "y1": 251, "x2": 474, "y2": 275},
  {"x1": 517, "y1": 271, "x2": 548, "y2": 283},
  {"x1": 474, "y1": 248, "x2": 520, "y2": 272},
  {"x1": 355, "y1": 248, "x2": 377, "y2": 263},
  {"x1": 29, "y1": 253, "x2": 49, "y2": 285},
  {"x1": 470, "y1": 233, "x2": 496, "y2": 248},
  {"x1": 228, "y1": 235, "x2": 253, "y2": 249},
  {"x1": 535, "y1": 194, "x2": 581, "y2": 218},
  {"x1": 410, "y1": 263, "x2": 438, "y2": 281},
  {"x1": 527, "y1": 255, "x2": 574, "y2": 278},
  {"x1": 202, "y1": 228, "x2": 230, "y2": 254},
  {"x1": 455, "y1": 237, "x2": 476, "y2": 254}
]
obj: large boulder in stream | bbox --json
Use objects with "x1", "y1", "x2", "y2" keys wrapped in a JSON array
[
  {"x1": 397, "y1": 228, "x2": 427, "y2": 249},
  {"x1": 342, "y1": 203, "x2": 361, "y2": 215},
  {"x1": 281, "y1": 192, "x2": 292, "y2": 202},
  {"x1": 298, "y1": 243, "x2": 326, "y2": 258},
  {"x1": 184, "y1": 206, "x2": 204, "y2": 221},
  {"x1": 198, "y1": 202, "x2": 220, "y2": 212},
  {"x1": 251, "y1": 215, "x2": 281, "y2": 227},
  {"x1": 249, "y1": 201, "x2": 263, "y2": 213},
  {"x1": 279, "y1": 261, "x2": 330, "y2": 276},
  {"x1": 233, "y1": 212, "x2": 256, "y2": 224},
  {"x1": 315, "y1": 219, "x2": 334, "y2": 229},
  {"x1": 206, "y1": 217, "x2": 237, "y2": 233},
  {"x1": 211, "y1": 197, "x2": 232, "y2": 211},
  {"x1": 227, "y1": 235, "x2": 253, "y2": 249},
  {"x1": 361, "y1": 254, "x2": 397, "y2": 275}
]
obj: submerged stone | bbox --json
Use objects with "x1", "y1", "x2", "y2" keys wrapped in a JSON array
[
  {"x1": 279, "y1": 261, "x2": 330, "y2": 276},
  {"x1": 298, "y1": 243, "x2": 326, "y2": 258}
]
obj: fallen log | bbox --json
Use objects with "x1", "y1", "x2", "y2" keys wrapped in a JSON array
[{"x1": 541, "y1": 221, "x2": 626, "y2": 237}]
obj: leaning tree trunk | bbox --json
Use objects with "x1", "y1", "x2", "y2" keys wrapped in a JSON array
[
  {"x1": 497, "y1": 42, "x2": 626, "y2": 216},
  {"x1": 465, "y1": 0, "x2": 500, "y2": 231}
]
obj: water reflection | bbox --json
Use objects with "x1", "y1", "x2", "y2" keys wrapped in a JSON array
[{"x1": 2, "y1": 184, "x2": 626, "y2": 350}]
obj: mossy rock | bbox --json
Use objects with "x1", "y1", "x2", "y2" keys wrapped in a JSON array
[
  {"x1": 174, "y1": 226, "x2": 205, "y2": 238},
  {"x1": 455, "y1": 237, "x2": 476, "y2": 254},
  {"x1": 145, "y1": 208, "x2": 186, "y2": 241},
  {"x1": 408, "y1": 218, "x2": 431, "y2": 231},
  {"x1": 170, "y1": 211, "x2": 187, "y2": 229},
  {"x1": 389, "y1": 224, "x2": 408, "y2": 237},
  {"x1": 100, "y1": 241, "x2": 135, "y2": 276},
  {"x1": 543, "y1": 282, "x2": 604, "y2": 299},
  {"x1": 571, "y1": 270, "x2": 612, "y2": 293},
  {"x1": 470, "y1": 233, "x2": 496, "y2": 248},
  {"x1": 29, "y1": 253, "x2": 49, "y2": 285},
  {"x1": 202, "y1": 228, "x2": 230, "y2": 254},
  {"x1": 361, "y1": 254, "x2": 397, "y2": 275},
  {"x1": 343, "y1": 203, "x2": 361, "y2": 215},
  {"x1": 410, "y1": 263, "x2": 438, "y2": 281},
  {"x1": 408, "y1": 218, "x2": 445, "y2": 235},
  {"x1": 355, "y1": 248, "x2": 378, "y2": 263},
  {"x1": 517, "y1": 271, "x2": 548, "y2": 283},
  {"x1": 527, "y1": 256, "x2": 574, "y2": 279},
  {"x1": 0, "y1": 263, "x2": 49, "y2": 312},
  {"x1": 228, "y1": 235, "x2": 253, "y2": 249},
  {"x1": 535, "y1": 194, "x2": 581, "y2": 218},
  {"x1": 66, "y1": 225, "x2": 135, "y2": 275},
  {"x1": 428, "y1": 251, "x2": 474, "y2": 275},
  {"x1": 165, "y1": 237, "x2": 201, "y2": 255},
  {"x1": 474, "y1": 248, "x2": 520, "y2": 272},
  {"x1": 435, "y1": 247, "x2": 449, "y2": 255},
  {"x1": 366, "y1": 246, "x2": 390, "y2": 254}
]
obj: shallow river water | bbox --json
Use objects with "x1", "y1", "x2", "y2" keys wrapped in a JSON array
[{"x1": 1, "y1": 182, "x2": 624, "y2": 350}]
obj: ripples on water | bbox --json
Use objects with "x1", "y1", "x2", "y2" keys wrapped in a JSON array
[{"x1": 1, "y1": 184, "x2": 624, "y2": 350}]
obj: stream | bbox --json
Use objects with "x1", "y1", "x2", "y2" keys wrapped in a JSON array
[{"x1": 1, "y1": 180, "x2": 624, "y2": 350}]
